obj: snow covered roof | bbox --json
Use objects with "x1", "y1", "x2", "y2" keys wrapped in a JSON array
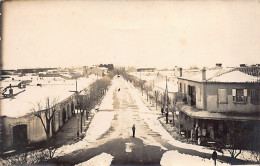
[
  {"x1": 208, "y1": 70, "x2": 258, "y2": 83},
  {"x1": 129, "y1": 72, "x2": 157, "y2": 81},
  {"x1": 154, "y1": 81, "x2": 178, "y2": 93},
  {"x1": 60, "y1": 73, "x2": 73, "y2": 79},
  {"x1": 158, "y1": 71, "x2": 176, "y2": 78},
  {"x1": 179, "y1": 68, "x2": 259, "y2": 83},
  {"x1": 1, "y1": 75, "x2": 97, "y2": 118},
  {"x1": 98, "y1": 67, "x2": 108, "y2": 70}
]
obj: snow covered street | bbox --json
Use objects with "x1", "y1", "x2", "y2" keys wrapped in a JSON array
[{"x1": 51, "y1": 77, "x2": 237, "y2": 165}]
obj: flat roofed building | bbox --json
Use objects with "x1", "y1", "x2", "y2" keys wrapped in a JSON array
[{"x1": 0, "y1": 75, "x2": 97, "y2": 152}]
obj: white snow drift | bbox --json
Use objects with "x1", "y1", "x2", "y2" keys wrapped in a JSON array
[
  {"x1": 76, "y1": 152, "x2": 114, "y2": 166},
  {"x1": 160, "y1": 150, "x2": 230, "y2": 166},
  {"x1": 55, "y1": 109, "x2": 115, "y2": 156}
]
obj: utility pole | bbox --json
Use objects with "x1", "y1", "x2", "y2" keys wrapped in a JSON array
[
  {"x1": 165, "y1": 76, "x2": 169, "y2": 124},
  {"x1": 76, "y1": 78, "x2": 80, "y2": 137},
  {"x1": 165, "y1": 76, "x2": 168, "y2": 110}
]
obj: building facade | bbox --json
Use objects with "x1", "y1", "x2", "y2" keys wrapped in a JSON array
[
  {"x1": 177, "y1": 68, "x2": 260, "y2": 148},
  {"x1": 1, "y1": 94, "x2": 76, "y2": 152}
]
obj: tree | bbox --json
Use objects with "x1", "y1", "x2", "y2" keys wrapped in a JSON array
[
  {"x1": 154, "y1": 90, "x2": 159, "y2": 110},
  {"x1": 32, "y1": 97, "x2": 58, "y2": 159},
  {"x1": 225, "y1": 120, "x2": 243, "y2": 159},
  {"x1": 249, "y1": 151, "x2": 260, "y2": 163},
  {"x1": 76, "y1": 75, "x2": 112, "y2": 136},
  {"x1": 139, "y1": 80, "x2": 146, "y2": 96},
  {"x1": 210, "y1": 117, "x2": 246, "y2": 161},
  {"x1": 99, "y1": 64, "x2": 114, "y2": 71}
]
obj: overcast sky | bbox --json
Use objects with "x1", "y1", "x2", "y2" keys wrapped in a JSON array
[{"x1": 2, "y1": 0, "x2": 260, "y2": 69}]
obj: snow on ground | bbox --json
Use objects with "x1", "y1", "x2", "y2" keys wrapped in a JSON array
[
  {"x1": 127, "y1": 82, "x2": 215, "y2": 155},
  {"x1": 99, "y1": 77, "x2": 118, "y2": 110},
  {"x1": 83, "y1": 111, "x2": 115, "y2": 143},
  {"x1": 222, "y1": 149, "x2": 259, "y2": 163},
  {"x1": 125, "y1": 142, "x2": 134, "y2": 153},
  {"x1": 127, "y1": 81, "x2": 259, "y2": 162},
  {"x1": 160, "y1": 150, "x2": 230, "y2": 166},
  {"x1": 54, "y1": 78, "x2": 117, "y2": 157},
  {"x1": 55, "y1": 106, "x2": 115, "y2": 156},
  {"x1": 76, "y1": 152, "x2": 114, "y2": 166}
]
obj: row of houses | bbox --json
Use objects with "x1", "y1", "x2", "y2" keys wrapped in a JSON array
[{"x1": 0, "y1": 74, "x2": 97, "y2": 152}]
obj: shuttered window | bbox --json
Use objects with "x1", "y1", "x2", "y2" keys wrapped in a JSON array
[
  {"x1": 218, "y1": 89, "x2": 227, "y2": 104},
  {"x1": 232, "y1": 89, "x2": 248, "y2": 103},
  {"x1": 251, "y1": 89, "x2": 259, "y2": 104}
]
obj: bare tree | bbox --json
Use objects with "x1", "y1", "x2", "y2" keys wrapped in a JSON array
[
  {"x1": 76, "y1": 76, "x2": 112, "y2": 136},
  {"x1": 226, "y1": 120, "x2": 243, "y2": 159},
  {"x1": 32, "y1": 97, "x2": 58, "y2": 159},
  {"x1": 209, "y1": 118, "x2": 246, "y2": 160},
  {"x1": 139, "y1": 80, "x2": 146, "y2": 96},
  {"x1": 154, "y1": 90, "x2": 159, "y2": 110},
  {"x1": 249, "y1": 151, "x2": 260, "y2": 163}
]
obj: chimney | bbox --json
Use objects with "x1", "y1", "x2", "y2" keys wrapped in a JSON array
[
  {"x1": 179, "y1": 68, "x2": 183, "y2": 77},
  {"x1": 202, "y1": 67, "x2": 206, "y2": 80}
]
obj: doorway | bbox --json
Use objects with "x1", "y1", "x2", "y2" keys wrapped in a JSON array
[{"x1": 13, "y1": 125, "x2": 28, "y2": 149}]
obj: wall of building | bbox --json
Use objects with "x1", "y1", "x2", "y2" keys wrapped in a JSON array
[
  {"x1": 2, "y1": 114, "x2": 46, "y2": 149},
  {"x1": 178, "y1": 79, "x2": 204, "y2": 110},
  {"x1": 178, "y1": 79, "x2": 260, "y2": 113},
  {"x1": 205, "y1": 83, "x2": 260, "y2": 113},
  {"x1": 1, "y1": 95, "x2": 76, "y2": 150}
]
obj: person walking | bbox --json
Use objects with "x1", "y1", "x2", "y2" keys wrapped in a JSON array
[{"x1": 132, "y1": 124, "x2": 136, "y2": 137}]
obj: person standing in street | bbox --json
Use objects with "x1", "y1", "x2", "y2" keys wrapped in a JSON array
[{"x1": 132, "y1": 124, "x2": 136, "y2": 137}]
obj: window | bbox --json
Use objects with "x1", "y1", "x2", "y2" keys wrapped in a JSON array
[
  {"x1": 218, "y1": 89, "x2": 228, "y2": 104},
  {"x1": 251, "y1": 89, "x2": 259, "y2": 104},
  {"x1": 232, "y1": 89, "x2": 248, "y2": 103},
  {"x1": 184, "y1": 83, "x2": 186, "y2": 94}
]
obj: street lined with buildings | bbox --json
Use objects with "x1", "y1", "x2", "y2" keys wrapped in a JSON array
[
  {"x1": 48, "y1": 75, "x2": 255, "y2": 165},
  {"x1": 1, "y1": 65, "x2": 259, "y2": 165}
]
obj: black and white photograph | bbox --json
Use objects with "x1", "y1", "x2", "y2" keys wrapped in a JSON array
[{"x1": 0, "y1": 0, "x2": 260, "y2": 165}]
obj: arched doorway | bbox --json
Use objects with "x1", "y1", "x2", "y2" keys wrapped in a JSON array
[
  {"x1": 13, "y1": 125, "x2": 28, "y2": 149},
  {"x1": 62, "y1": 108, "x2": 66, "y2": 124}
]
